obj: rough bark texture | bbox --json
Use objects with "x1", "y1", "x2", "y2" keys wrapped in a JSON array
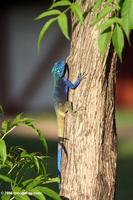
[{"x1": 60, "y1": 0, "x2": 117, "y2": 200}]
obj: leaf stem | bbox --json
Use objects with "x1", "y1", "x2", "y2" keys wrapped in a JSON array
[{"x1": 1, "y1": 126, "x2": 16, "y2": 140}]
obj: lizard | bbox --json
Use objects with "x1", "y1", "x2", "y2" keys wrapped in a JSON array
[{"x1": 51, "y1": 60, "x2": 86, "y2": 184}]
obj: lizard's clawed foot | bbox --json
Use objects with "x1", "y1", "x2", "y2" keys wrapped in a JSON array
[
  {"x1": 72, "y1": 106, "x2": 85, "y2": 114},
  {"x1": 78, "y1": 72, "x2": 88, "y2": 81},
  {"x1": 58, "y1": 136, "x2": 69, "y2": 142}
]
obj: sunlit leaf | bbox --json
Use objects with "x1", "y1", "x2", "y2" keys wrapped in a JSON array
[
  {"x1": 71, "y1": 3, "x2": 84, "y2": 23},
  {"x1": 93, "y1": 0, "x2": 103, "y2": 11},
  {"x1": 58, "y1": 13, "x2": 70, "y2": 39},
  {"x1": 12, "y1": 114, "x2": 35, "y2": 126},
  {"x1": 35, "y1": 9, "x2": 61, "y2": 20},
  {"x1": 44, "y1": 177, "x2": 60, "y2": 184},
  {"x1": 99, "y1": 17, "x2": 122, "y2": 33},
  {"x1": 33, "y1": 156, "x2": 40, "y2": 173},
  {"x1": 39, "y1": 160, "x2": 46, "y2": 176},
  {"x1": 37, "y1": 18, "x2": 56, "y2": 52},
  {"x1": 31, "y1": 127, "x2": 48, "y2": 154},
  {"x1": 26, "y1": 176, "x2": 44, "y2": 190},
  {"x1": 112, "y1": 24, "x2": 124, "y2": 62},
  {"x1": 98, "y1": 28, "x2": 112, "y2": 56},
  {"x1": 0, "y1": 174, "x2": 14, "y2": 183},
  {"x1": 121, "y1": 17, "x2": 131, "y2": 42},
  {"x1": 92, "y1": 6, "x2": 110, "y2": 25},
  {"x1": 121, "y1": 0, "x2": 133, "y2": 29},
  {"x1": 12, "y1": 113, "x2": 24, "y2": 125},
  {"x1": 22, "y1": 179, "x2": 33, "y2": 187},
  {"x1": 36, "y1": 186, "x2": 61, "y2": 200},
  {"x1": 1, "y1": 121, "x2": 9, "y2": 133},
  {"x1": 13, "y1": 187, "x2": 30, "y2": 200},
  {"x1": 0, "y1": 139, "x2": 7, "y2": 164},
  {"x1": 50, "y1": 0, "x2": 71, "y2": 9},
  {"x1": 28, "y1": 188, "x2": 46, "y2": 200},
  {"x1": 1, "y1": 195, "x2": 12, "y2": 200},
  {"x1": 121, "y1": 0, "x2": 133, "y2": 42}
]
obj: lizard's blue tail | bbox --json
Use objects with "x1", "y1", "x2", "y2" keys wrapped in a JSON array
[{"x1": 58, "y1": 143, "x2": 62, "y2": 180}]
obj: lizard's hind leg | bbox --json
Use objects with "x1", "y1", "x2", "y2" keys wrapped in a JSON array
[
  {"x1": 64, "y1": 101, "x2": 73, "y2": 112},
  {"x1": 65, "y1": 101, "x2": 86, "y2": 114}
]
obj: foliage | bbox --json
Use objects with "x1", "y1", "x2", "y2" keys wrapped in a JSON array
[
  {"x1": 36, "y1": 0, "x2": 133, "y2": 61},
  {"x1": 35, "y1": 0, "x2": 84, "y2": 52},
  {"x1": 0, "y1": 108, "x2": 61, "y2": 200},
  {"x1": 94, "y1": 0, "x2": 133, "y2": 61}
]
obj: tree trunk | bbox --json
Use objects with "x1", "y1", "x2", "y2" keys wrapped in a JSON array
[{"x1": 60, "y1": 0, "x2": 117, "y2": 199}]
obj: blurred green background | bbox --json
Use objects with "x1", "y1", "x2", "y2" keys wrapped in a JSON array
[{"x1": 116, "y1": 109, "x2": 133, "y2": 200}]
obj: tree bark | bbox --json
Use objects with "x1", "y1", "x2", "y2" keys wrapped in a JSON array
[{"x1": 60, "y1": 0, "x2": 117, "y2": 199}]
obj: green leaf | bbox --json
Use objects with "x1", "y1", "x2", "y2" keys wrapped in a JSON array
[
  {"x1": 26, "y1": 176, "x2": 44, "y2": 190},
  {"x1": 28, "y1": 188, "x2": 46, "y2": 200},
  {"x1": 35, "y1": 9, "x2": 61, "y2": 20},
  {"x1": 39, "y1": 160, "x2": 46, "y2": 176},
  {"x1": 13, "y1": 186, "x2": 22, "y2": 192},
  {"x1": 5, "y1": 160, "x2": 13, "y2": 168},
  {"x1": 44, "y1": 177, "x2": 60, "y2": 184},
  {"x1": 0, "y1": 174, "x2": 14, "y2": 183},
  {"x1": 36, "y1": 186, "x2": 61, "y2": 200},
  {"x1": 20, "y1": 151, "x2": 32, "y2": 159},
  {"x1": 19, "y1": 121, "x2": 48, "y2": 153},
  {"x1": 121, "y1": 0, "x2": 133, "y2": 41},
  {"x1": 37, "y1": 18, "x2": 56, "y2": 52},
  {"x1": 22, "y1": 178, "x2": 33, "y2": 187},
  {"x1": 13, "y1": 187, "x2": 30, "y2": 200},
  {"x1": 1, "y1": 120, "x2": 16, "y2": 138},
  {"x1": 17, "y1": 147, "x2": 27, "y2": 153},
  {"x1": 99, "y1": 17, "x2": 122, "y2": 32},
  {"x1": 50, "y1": 0, "x2": 71, "y2": 9},
  {"x1": 93, "y1": 0, "x2": 103, "y2": 10},
  {"x1": 98, "y1": 28, "x2": 112, "y2": 56},
  {"x1": 31, "y1": 127, "x2": 48, "y2": 154},
  {"x1": 112, "y1": 24, "x2": 124, "y2": 62},
  {"x1": 121, "y1": 0, "x2": 133, "y2": 29},
  {"x1": 12, "y1": 114, "x2": 35, "y2": 126},
  {"x1": 20, "y1": 152, "x2": 40, "y2": 173},
  {"x1": 58, "y1": 13, "x2": 70, "y2": 39},
  {"x1": 1, "y1": 120, "x2": 9, "y2": 133},
  {"x1": 92, "y1": 6, "x2": 110, "y2": 26},
  {"x1": 14, "y1": 194, "x2": 30, "y2": 200},
  {"x1": 71, "y1": 3, "x2": 84, "y2": 23},
  {"x1": 33, "y1": 156, "x2": 40, "y2": 173},
  {"x1": 12, "y1": 113, "x2": 25, "y2": 125},
  {"x1": 13, "y1": 113, "x2": 23, "y2": 122},
  {"x1": 107, "y1": 0, "x2": 113, "y2": 3},
  {"x1": 1, "y1": 195, "x2": 12, "y2": 200},
  {"x1": 0, "y1": 139, "x2": 7, "y2": 164},
  {"x1": 121, "y1": 17, "x2": 131, "y2": 42}
]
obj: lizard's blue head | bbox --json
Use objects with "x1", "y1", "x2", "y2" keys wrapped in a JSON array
[{"x1": 51, "y1": 60, "x2": 66, "y2": 78}]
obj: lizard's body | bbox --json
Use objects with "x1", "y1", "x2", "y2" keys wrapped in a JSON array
[{"x1": 51, "y1": 60, "x2": 85, "y2": 182}]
